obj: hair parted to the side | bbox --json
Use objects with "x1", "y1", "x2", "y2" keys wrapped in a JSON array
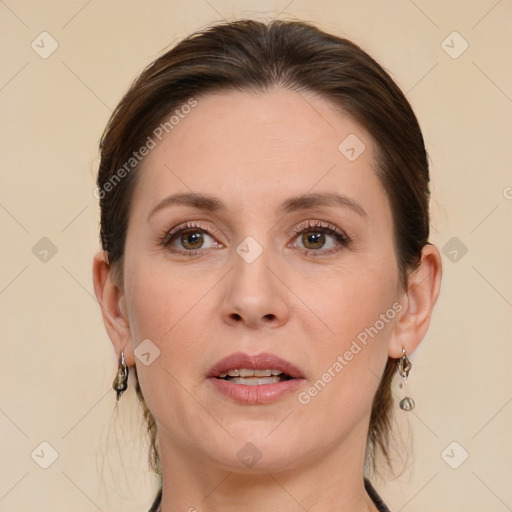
[{"x1": 98, "y1": 18, "x2": 431, "y2": 478}]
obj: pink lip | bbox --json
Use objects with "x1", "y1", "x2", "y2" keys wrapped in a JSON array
[
  {"x1": 209, "y1": 376, "x2": 304, "y2": 404},
  {"x1": 207, "y1": 352, "x2": 306, "y2": 405}
]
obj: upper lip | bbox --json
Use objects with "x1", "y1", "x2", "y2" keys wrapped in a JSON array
[{"x1": 207, "y1": 352, "x2": 305, "y2": 379}]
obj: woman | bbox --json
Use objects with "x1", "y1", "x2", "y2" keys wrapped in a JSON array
[{"x1": 92, "y1": 19, "x2": 442, "y2": 512}]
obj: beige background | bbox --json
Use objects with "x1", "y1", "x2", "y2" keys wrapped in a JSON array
[{"x1": 1, "y1": 1, "x2": 511, "y2": 511}]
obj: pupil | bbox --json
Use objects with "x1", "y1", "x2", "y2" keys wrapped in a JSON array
[
  {"x1": 302, "y1": 232, "x2": 324, "y2": 249},
  {"x1": 181, "y1": 231, "x2": 203, "y2": 249}
]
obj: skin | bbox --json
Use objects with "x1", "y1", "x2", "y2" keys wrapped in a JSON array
[{"x1": 93, "y1": 88, "x2": 442, "y2": 512}]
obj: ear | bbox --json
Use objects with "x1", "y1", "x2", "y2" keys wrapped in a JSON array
[
  {"x1": 388, "y1": 243, "x2": 442, "y2": 358},
  {"x1": 92, "y1": 250, "x2": 135, "y2": 366}
]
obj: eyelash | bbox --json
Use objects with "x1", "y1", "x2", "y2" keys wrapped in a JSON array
[{"x1": 158, "y1": 220, "x2": 350, "y2": 257}]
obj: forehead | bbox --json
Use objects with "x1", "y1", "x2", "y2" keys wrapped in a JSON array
[{"x1": 131, "y1": 88, "x2": 388, "y2": 219}]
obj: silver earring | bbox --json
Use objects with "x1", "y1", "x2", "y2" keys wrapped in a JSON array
[
  {"x1": 397, "y1": 347, "x2": 415, "y2": 411},
  {"x1": 112, "y1": 351, "x2": 129, "y2": 401}
]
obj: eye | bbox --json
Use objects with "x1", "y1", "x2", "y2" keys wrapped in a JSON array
[
  {"x1": 160, "y1": 222, "x2": 222, "y2": 255},
  {"x1": 290, "y1": 221, "x2": 349, "y2": 256}
]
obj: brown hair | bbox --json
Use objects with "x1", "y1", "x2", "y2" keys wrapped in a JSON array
[{"x1": 98, "y1": 18, "x2": 430, "y2": 477}]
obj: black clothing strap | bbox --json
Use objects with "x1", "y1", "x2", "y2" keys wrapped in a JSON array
[
  {"x1": 147, "y1": 478, "x2": 391, "y2": 511},
  {"x1": 364, "y1": 478, "x2": 392, "y2": 512}
]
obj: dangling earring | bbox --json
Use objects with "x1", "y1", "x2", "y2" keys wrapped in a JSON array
[
  {"x1": 397, "y1": 347, "x2": 415, "y2": 411},
  {"x1": 112, "y1": 351, "x2": 129, "y2": 401}
]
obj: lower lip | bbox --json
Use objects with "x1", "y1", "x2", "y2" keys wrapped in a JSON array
[{"x1": 208, "y1": 377, "x2": 305, "y2": 404}]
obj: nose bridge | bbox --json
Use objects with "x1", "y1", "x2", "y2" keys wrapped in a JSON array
[
  {"x1": 220, "y1": 233, "x2": 290, "y2": 327},
  {"x1": 232, "y1": 234, "x2": 276, "y2": 301}
]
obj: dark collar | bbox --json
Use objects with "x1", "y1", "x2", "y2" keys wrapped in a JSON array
[
  {"x1": 148, "y1": 479, "x2": 391, "y2": 512},
  {"x1": 364, "y1": 478, "x2": 392, "y2": 512}
]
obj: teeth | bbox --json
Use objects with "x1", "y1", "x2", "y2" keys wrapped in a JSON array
[
  {"x1": 219, "y1": 368, "x2": 284, "y2": 378},
  {"x1": 254, "y1": 369, "x2": 272, "y2": 377},
  {"x1": 228, "y1": 376, "x2": 282, "y2": 385}
]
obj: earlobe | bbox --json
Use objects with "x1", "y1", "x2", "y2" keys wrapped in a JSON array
[
  {"x1": 92, "y1": 251, "x2": 135, "y2": 366},
  {"x1": 388, "y1": 244, "x2": 442, "y2": 359}
]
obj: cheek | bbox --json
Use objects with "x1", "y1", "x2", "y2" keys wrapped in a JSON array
[
  {"x1": 124, "y1": 242, "x2": 197, "y2": 339},
  {"x1": 301, "y1": 256, "x2": 398, "y2": 406},
  {"x1": 124, "y1": 259, "x2": 213, "y2": 377},
  {"x1": 311, "y1": 253, "x2": 399, "y2": 339}
]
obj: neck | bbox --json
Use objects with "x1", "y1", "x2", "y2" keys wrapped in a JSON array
[{"x1": 157, "y1": 421, "x2": 378, "y2": 512}]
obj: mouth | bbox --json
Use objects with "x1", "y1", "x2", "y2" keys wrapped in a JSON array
[
  {"x1": 207, "y1": 352, "x2": 305, "y2": 404},
  {"x1": 207, "y1": 351, "x2": 304, "y2": 381},
  {"x1": 215, "y1": 368, "x2": 295, "y2": 386}
]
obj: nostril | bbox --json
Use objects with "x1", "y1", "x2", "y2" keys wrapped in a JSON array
[{"x1": 229, "y1": 313, "x2": 276, "y2": 322}]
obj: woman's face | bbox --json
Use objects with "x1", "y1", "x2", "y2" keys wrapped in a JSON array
[{"x1": 120, "y1": 88, "x2": 403, "y2": 471}]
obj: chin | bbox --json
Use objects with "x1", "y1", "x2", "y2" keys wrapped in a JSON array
[{"x1": 204, "y1": 434, "x2": 307, "y2": 474}]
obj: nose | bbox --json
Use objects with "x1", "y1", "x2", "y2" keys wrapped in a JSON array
[{"x1": 219, "y1": 244, "x2": 291, "y2": 329}]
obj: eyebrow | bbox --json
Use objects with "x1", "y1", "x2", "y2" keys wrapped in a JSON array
[
  {"x1": 147, "y1": 191, "x2": 367, "y2": 220},
  {"x1": 279, "y1": 192, "x2": 367, "y2": 219},
  {"x1": 148, "y1": 192, "x2": 225, "y2": 220}
]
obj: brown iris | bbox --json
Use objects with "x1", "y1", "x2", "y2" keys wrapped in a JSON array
[
  {"x1": 302, "y1": 231, "x2": 325, "y2": 249},
  {"x1": 181, "y1": 231, "x2": 204, "y2": 250}
]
